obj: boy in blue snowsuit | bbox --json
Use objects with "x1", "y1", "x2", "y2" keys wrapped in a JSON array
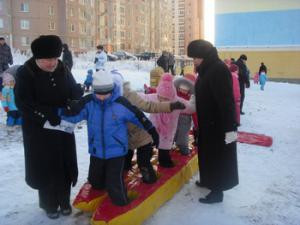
[
  {"x1": 1, "y1": 72, "x2": 22, "y2": 126},
  {"x1": 84, "y1": 69, "x2": 93, "y2": 92},
  {"x1": 259, "y1": 71, "x2": 267, "y2": 91},
  {"x1": 61, "y1": 70, "x2": 159, "y2": 206}
]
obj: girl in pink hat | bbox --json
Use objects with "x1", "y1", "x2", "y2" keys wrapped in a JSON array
[{"x1": 140, "y1": 73, "x2": 195, "y2": 167}]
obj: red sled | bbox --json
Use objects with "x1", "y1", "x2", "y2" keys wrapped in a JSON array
[{"x1": 238, "y1": 131, "x2": 273, "y2": 147}]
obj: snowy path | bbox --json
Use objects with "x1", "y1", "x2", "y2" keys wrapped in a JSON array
[{"x1": 0, "y1": 74, "x2": 300, "y2": 225}]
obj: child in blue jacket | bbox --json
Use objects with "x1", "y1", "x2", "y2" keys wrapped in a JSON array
[
  {"x1": 259, "y1": 71, "x2": 267, "y2": 91},
  {"x1": 61, "y1": 69, "x2": 158, "y2": 206},
  {"x1": 1, "y1": 72, "x2": 22, "y2": 126},
  {"x1": 83, "y1": 69, "x2": 93, "y2": 92}
]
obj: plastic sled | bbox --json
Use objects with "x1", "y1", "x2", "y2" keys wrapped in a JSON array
[{"x1": 238, "y1": 131, "x2": 273, "y2": 147}]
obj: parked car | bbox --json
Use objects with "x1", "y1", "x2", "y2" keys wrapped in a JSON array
[
  {"x1": 136, "y1": 52, "x2": 158, "y2": 60},
  {"x1": 107, "y1": 52, "x2": 118, "y2": 61},
  {"x1": 112, "y1": 51, "x2": 137, "y2": 60}
]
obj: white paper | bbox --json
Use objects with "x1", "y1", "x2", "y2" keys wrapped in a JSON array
[{"x1": 43, "y1": 120, "x2": 76, "y2": 134}]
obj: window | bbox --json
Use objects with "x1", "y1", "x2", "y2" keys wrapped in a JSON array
[
  {"x1": 21, "y1": 36, "x2": 30, "y2": 46},
  {"x1": 20, "y1": 20, "x2": 30, "y2": 29},
  {"x1": 48, "y1": 6, "x2": 54, "y2": 15},
  {"x1": 49, "y1": 22, "x2": 55, "y2": 30},
  {"x1": 0, "y1": 18, "x2": 3, "y2": 28},
  {"x1": 70, "y1": 8, "x2": 73, "y2": 16},
  {"x1": 20, "y1": 2, "x2": 29, "y2": 12},
  {"x1": 70, "y1": 24, "x2": 75, "y2": 32},
  {"x1": 71, "y1": 39, "x2": 75, "y2": 47},
  {"x1": 0, "y1": 0, "x2": 3, "y2": 11}
]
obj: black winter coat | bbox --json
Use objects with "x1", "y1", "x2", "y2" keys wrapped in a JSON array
[
  {"x1": 195, "y1": 48, "x2": 238, "y2": 191},
  {"x1": 157, "y1": 55, "x2": 169, "y2": 72},
  {"x1": 14, "y1": 58, "x2": 83, "y2": 190},
  {"x1": 62, "y1": 49, "x2": 73, "y2": 70},
  {"x1": 235, "y1": 59, "x2": 250, "y2": 89},
  {"x1": 0, "y1": 43, "x2": 13, "y2": 72}
]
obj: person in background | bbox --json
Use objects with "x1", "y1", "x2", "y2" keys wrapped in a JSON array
[
  {"x1": 1, "y1": 72, "x2": 22, "y2": 127},
  {"x1": 84, "y1": 69, "x2": 93, "y2": 92},
  {"x1": 0, "y1": 37, "x2": 13, "y2": 94},
  {"x1": 157, "y1": 51, "x2": 169, "y2": 72},
  {"x1": 62, "y1": 43, "x2": 73, "y2": 71},
  {"x1": 259, "y1": 62, "x2": 267, "y2": 75},
  {"x1": 94, "y1": 45, "x2": 107, "y2": 71},
  {"x1": 61, "y1": 69, "x2": 159, "y2": 205},
  {"x1": 14, "y1": 35, "x2": 83, "y2": 219},
  {"x1": 180, "y1": 56, "x2": 185, "y2": 76},
  {"x1": 168, "y1": 52, "x2": 175, "y2": 75},
  {"x1": 187, "y1": 39, "x2": 238, "y2": 204},
  {"x1": 259, "y1": 71, "x2": 267, "y2": 91},
  {"x1": 234, "y1": 54, "x2": 250, "y2": 115},
  {"x1": 228, "y1": 64, "x2": 241, "y2": 125}
]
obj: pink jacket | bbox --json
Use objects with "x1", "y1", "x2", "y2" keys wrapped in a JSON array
[
  {"x1": 231, "y1": 71, "x2": 241, "y2": 124},
  {"x1": 139, "y1": 93, "x2": 195, "y2": 149}
]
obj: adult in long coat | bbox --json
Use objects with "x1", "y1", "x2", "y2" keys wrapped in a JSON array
[
  {"x1": 0, "y1": 37, "x2": 13, "y2": 92},
  {"x1": 62, "y1": 43, "x2": 73, "y2": 71},
  {"x1": 14, "y1": 35, "x2": 83, "y2": 219},
  {"x1": 187, "y1": 39, "x2": 238, "y2": 204}
]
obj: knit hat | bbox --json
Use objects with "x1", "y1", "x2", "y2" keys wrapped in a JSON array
[
  {"x1": 174, "y1": 76, "x2": 194, "y2": 94},
  {"x1": 92, "y1": 70, "x2": 114, "y2": 94},
  {"x1": 2, "y1": 72, "x2": 15, "y2": 86},
  {"x1": 156, "y1": 73, "x2": 176, "y2": 100},
  {"x1": 187, "y1": 39, "x2": 214, "y2": 59},
  {"x1": 239, "y1": 54, "x2": 247, "y2": 61},
  {"x1": 31, "y1": 35, "x2": 63, "y2": 59}
]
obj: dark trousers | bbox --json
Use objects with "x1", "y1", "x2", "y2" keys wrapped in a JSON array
[
  {"x1": 38, "y1": 181, "x2": 71, "y2": 213},
  {"x1": 124, "y1": 143, "x2": 153, "y2": 170},
  {"x1": 168, "y1": 65, "x2": 175, "y2": 75},
  {"x1": 240, "y1": 86, "x2": 245, "y2": 112},
  {"x1": 88, "y1": 155, "x2": 128, "y2": 206}
]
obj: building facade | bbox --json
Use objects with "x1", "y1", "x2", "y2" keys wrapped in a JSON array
[{"x1": 0, "y1": 0, "x2": 201, "y2": 55}]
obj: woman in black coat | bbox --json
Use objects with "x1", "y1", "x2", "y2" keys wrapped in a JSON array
[
  {"x1": 14, "y1": 35, "x2": 83, "y2": 219},
  {"x1": 187, "y1": 40, "x2": 238, "y2": 204},
  {"x1": 62, "y1": 43, "x2": 73, "y2": 71}
]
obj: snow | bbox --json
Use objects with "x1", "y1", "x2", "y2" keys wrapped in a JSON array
[{"x1": 0, "y1": 53, "x2": 300, "y2": 225}]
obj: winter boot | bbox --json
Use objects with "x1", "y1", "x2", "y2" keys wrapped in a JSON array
[
  {"x1": 46, "y1": 209, "x2": 60, "y2": 219},
  {"x1": 199, "y1": 191, "x2": 223, "y2": 204},
  {"x1": 60, "y1": 205, "x2": 72, "y2": 216},
  {"x1": 158, "y1": 149, "x2": 174, "y2": 168},
  {"x1": 140, "y1": 166, "x2": 157, "y2": 184},
  {"x1": 195, "y1": 180, "x2": 206, "y2": 188}
]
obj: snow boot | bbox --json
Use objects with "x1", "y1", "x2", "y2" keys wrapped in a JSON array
[
  {"x1": 158, "y1": 149, "x2": 174, "y2": 168},
  {"x1": 195, "y1": 180, "x2": 206, "y2": 188},
  {"x1": 199, "y1": 191, "x2": 223, "y2": 204},
  {"x1": 140, "y1": 166, "x2": 157, "y2": 184},
  {"x1": 46, "y1": 210, "x2": 60, "y2": 219}
]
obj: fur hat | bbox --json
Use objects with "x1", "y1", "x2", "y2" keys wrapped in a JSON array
[
  {"x1": 187, "y1": 39, "x2": 214, "y2": 59},
  {"x1": 31, "y1": 35, "x2": 63, "y2": 59},
  {"x1": 2, "y1": 72, "x2": 15, "y2": 86},
  {"x1": 156, "y1": 73, "x2": 176, "y2": 100},
  {"x1": 174, "y1": 77, "x2": 194, "y2": 94},
  {"x1": 92, "y1": 69, "x2": 114, "y2": 94},
  {"x1": 239, "y1": 54, "x2": 247, "y2": 61}
]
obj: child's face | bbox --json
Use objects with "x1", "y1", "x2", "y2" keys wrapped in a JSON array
[
  {"x1": 9, "y1": 80, "x2": 15, "y2": 87},
  {"x1": 178, "y1": 87, "x2": 189, "y2": 95},
  {"x1": 158, "y1": 95, "x2": 170, "y2": 102},
  {"x1": 96, "y1": 93, "x2": 112, "y2": 101}
]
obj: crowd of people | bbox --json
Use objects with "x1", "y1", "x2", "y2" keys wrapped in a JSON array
[{"x1": 0, "y1": 34, "x2": 270, "y2": 220}]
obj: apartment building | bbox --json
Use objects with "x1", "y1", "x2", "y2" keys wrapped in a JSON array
[
  {"x1": 172, "y1": 0, "x2": 203, "y2": 55},
  {"x1": 0, "y1": 0, "x2": 200, "y2": 54}
]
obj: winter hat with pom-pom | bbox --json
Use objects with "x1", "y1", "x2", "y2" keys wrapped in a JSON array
[
  {"x1": 31, "y1": 35, "x2": 63, "y2": 59},
  {"x1": 2, "y1": 73, "x2": 15, "y2": 86},
  {"x1": 92, "y1": 69, "x2": 114, "y2": 94},
  {"x1": 156, "y1": 73, "x2": 176, "y2": 100}
]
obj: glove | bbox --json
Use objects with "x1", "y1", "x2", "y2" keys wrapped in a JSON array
[
  {"x1": 48, "y1": 113, "x2": 61, "y2": 126},
  {"x1": 225, "y1": 131, "x2": 237, "y2": 144},
  {"x1": 4, "y1": 106, "x2": 9, "y2": 112},
  {"x1": 170, "y1": 101, "x2": 186, "y2": 111},
  {"x1": 148, "y1": 127, "x2": 159, "y2": 148}
]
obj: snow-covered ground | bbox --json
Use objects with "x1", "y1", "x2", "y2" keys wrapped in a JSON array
[{"x1": 0, "y1": 54, "x2": 300, "y2": 225}]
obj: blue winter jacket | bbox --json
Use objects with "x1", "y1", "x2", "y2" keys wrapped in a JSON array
[
  {"x1": 61, "y1": 85, "x2": 153, "y2": 159},
  {"x1": 1, "y1": 86, "x2": 18, "y2": 111},
  {"x1": 84, "y1": 70, "x2": 93, "y2": 86},
  {"x1": 259, "y1": 73, "x2": 267, "y2": 85}
]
